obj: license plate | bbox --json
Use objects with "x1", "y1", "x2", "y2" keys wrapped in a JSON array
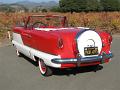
[{"x1": 84, "y1": 47, "x2": 98, "y2": 56}]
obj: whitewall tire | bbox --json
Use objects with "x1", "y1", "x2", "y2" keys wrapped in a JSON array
[{"x1": 38, "y1": 60, "x2": 52, "y2": 76}]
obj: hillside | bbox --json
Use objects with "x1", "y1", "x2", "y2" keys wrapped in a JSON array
[
  {"x1": 0, "y1": 2, "x2": 3, "y2": 5},
  {"x1": 0, "y1": 4, "x2": 28, "y2": 12},
  {"x1": 0, "y1": 1, "x2": 58, "y2": 12},
  {"x1": 13, "y1": 1, "x2": 39, "y2": 9},
  {"x1": 14, "y1": 1, "x2": 58, "y2": 9}
]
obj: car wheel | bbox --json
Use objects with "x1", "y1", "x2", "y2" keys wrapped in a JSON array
[
  {"x1": 38, "y1": 60, "x2": 52, "y2": 76},
  {"x1": 16, "y1": 49, "x2": 22, "y2": 57},
  {"x1": 92, "y1": 65, "x2": 99, "y2": 72}
]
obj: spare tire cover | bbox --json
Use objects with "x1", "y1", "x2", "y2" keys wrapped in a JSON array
[{"x1": 76, "y1": 30, "x2": 102, "y2": 57}]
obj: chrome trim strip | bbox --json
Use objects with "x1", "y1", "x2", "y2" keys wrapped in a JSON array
[{"x1": 51, "y1": 53, "x2": 113, "y2": 64}]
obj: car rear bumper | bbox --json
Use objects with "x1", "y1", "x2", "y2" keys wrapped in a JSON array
[{"x1": 51, "y1": 53, "x2": 113, "y2": 65}]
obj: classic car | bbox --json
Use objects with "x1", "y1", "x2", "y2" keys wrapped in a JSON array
[{"x1": 12, "y1": 15, "x2": 113, "y2": 76}]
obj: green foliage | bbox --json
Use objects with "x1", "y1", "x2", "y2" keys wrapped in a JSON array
[
  {"x1": 0, "y1": 4, "x2": 28, "y2": 13},
  {"x1": 32, "y1": 6, "x2": 41, "y2": 13},
  {"x1": 59, "y1": 0, "x2": 120, "y2": 12},
  {"x1": 0, "y1": 5, "x2": 15, "y2": 13},
  {"x1": 86, "y1": 0, "x2": 102, "y2": 11},
  {"x1": 100, "y1": 0, "x2": 120, "y2": 11},
  {"x1": 59, "y1": 0, "x2": 86, "y2": 12},
  {"x1": 50, "y1": 6, "x2": 61, "y2": 12},
  {"x1": 42, "y1": 9, "x2": 47, "y2": 13}
]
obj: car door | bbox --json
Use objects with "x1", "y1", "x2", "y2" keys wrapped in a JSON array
[
  {"x1": 21, "y1": 29, "x2": 32, "y2": 47},
  {"x1": 21, "y1": 28, "x2": 33, "y2": 57}
]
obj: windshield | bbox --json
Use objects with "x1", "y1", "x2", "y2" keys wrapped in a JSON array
[{"x1": 27, "y1": 15, "x2": 67, "y2": 28}]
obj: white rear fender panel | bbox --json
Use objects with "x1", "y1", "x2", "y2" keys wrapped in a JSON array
[{"x1": 12, "y1": 33, "x2": 31, "y2": 57}]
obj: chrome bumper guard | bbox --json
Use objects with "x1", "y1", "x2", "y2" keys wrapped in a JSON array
[{"x1": 51, "y1": 53, "x2": 113, "y2": 64}]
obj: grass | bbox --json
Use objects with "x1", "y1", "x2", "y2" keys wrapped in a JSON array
[
  {"x1": 0, "y1": 11, "x2": 120, "y2": 40},
  {"x1": 0, "y1": 29, "x2": 8, "y2": 40}
]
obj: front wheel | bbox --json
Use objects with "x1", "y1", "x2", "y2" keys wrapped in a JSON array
[
  {"x1": 16, "y1": 49, "x2": 22, "y2": 57},
  {"x1": 38, "y1": 60, "x2": 53, "y2": 76}
]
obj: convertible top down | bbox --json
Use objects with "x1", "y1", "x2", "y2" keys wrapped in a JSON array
[{"x1": 12, "y1": 15, "x2": 113, "y2": 76}]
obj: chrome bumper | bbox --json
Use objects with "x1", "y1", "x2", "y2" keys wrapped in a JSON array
[{"x1": 51, "y1": 53, "x2": 113, "y2": 64}]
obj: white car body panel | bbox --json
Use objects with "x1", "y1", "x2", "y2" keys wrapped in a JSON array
[{"x1": 12, "y1": 33, "x2": 61, "y2": 68}]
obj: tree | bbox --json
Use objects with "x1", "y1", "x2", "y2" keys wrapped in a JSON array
[
  {"x1": 59, "y1": 0, "x2": 77, "y2": 13},
  {"x1": 100, "y1": 0, "x2": 120, "y2": 11},
  {"x1": 50, "y1": 6, "x2": 61, "y2": 12},
  {"x1": 59, "y1": 0, "x2": 101, "y2": 12},
  {"x1": 0, "y1": 5, "x2": 15, "y2": 12},
  {"x1": 32, "y1": 6, "x2": 42, "y2": 13},
  {"x1": 59, "y1": 0, "x2": 120, "y2": 12},
  {"x1": 59, "y1": 0, "x2": 89, "y2": 13},
  {"x1": 42, "y1": 9, "x2": 47, "y2": 13},
  {"x1": 86, "y1": 0, "x2": 102, "y2": 11}
]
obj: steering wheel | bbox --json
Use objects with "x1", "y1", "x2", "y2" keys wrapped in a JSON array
[{"x1": 32, "y1": 22, "x2": 47, "y2": 28}]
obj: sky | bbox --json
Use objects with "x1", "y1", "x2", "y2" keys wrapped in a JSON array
[{"x1": 0, "y1": 0, "x2": 59, "y2": 3}]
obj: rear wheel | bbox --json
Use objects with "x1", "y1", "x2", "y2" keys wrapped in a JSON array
[
  {"x1": 92, "y1": 65, "x2": 100, "y2": 72},
  {"x1": 38, "y1": 60, "x2": 52, "y2": 76}
]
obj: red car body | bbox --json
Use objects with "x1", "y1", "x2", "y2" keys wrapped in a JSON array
[{"x1": 12, "y1": 15, "x2": 113, "y2": 76}]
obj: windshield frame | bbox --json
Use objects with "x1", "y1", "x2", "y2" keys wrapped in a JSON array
[{"x1": 25, "y1": 15, "x2": 67, "y2": 29}]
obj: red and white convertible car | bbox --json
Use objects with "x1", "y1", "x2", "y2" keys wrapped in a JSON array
[{"x1": 12, "y1": 15, "x2": 113, "y2": 76}]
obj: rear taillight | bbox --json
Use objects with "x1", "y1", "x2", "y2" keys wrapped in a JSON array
[
  {"x1": 102, "y1": 34, "x2": 112, "y2": 47},
  {"x1": 72, "y1": 41, "x2": 79, "y2": 56},
  {"x1": 109, "y1": 35, "x2": 112, "y2": 44},
  {"x1": 58, "y1": 38, "x2": 64, "y2": 49}
]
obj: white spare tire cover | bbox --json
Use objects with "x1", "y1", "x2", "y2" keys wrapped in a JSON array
[{"x1": 76, "y1": 30, "x2": 102, "y2": 57}]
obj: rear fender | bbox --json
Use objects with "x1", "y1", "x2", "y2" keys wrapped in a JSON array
[{"x1": 98, "y1": 32, "x2": 112, "y2": 54}]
